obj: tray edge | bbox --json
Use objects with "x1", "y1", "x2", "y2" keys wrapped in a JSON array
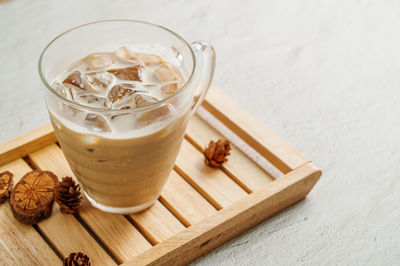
[{"x1": 122, "y1": 162, "x2": 321, "y2": 266}]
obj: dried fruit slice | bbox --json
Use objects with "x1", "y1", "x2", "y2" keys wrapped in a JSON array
[
  {"x1": 107, "y1": 66, "x2": 141, "y2": 81},
  {"x1": 10, "y1": 171, "x2": 58, "y2": 225},
  {"x1": 0, "y1": 171, "x2": 13, "y2": 204}
]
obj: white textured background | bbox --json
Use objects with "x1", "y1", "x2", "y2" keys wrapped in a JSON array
[{"x1": 1, "y1": 0, "x2": 399, "y2": 265}]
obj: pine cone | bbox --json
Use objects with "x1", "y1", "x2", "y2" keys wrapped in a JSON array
[
  {"x1": 63, "y1": 252, "x2": 91, "y2": 266},
  {"x1": 55, "y1": 177, "x2": 82, "y2": 214},
  {"x1": 204, "y1": 139, "x2": 231, "y2": 167}
]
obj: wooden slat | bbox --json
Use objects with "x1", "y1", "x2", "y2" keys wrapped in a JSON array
[
  {"x1": 129, "y1": 201, "x2": 185, "y2": 245},
  {"x1": 29, "y1": 144, "x2": 151, "y2": 263},
  {"x1": 159, "y1": 170, "x2": 217, "y2": 227},
  {"x1": 123, "y1": 163, "x2": 321, "y2": 266},
  {"x1": 0, "y1": 158, "x2": 33, "y2": 183},
  {"x1": 175, "y1": 139, "x2": 248, "y2": 210},
  {"x1": 38, "y1": 207, "x2": 115, "y2": 265},
  {"x1": 130, "y1": 201, "x2": 185, "y2": 245},
  {"x1": 0, "y1": 159, "x2": 60, "y2": 265},
  {"x1": 79, "y1": 199, "x2": 152, "y2": 262},
  {"x1": 202, "y1": 87, "x2": 309, "y2": 173},
  {"x1": 0, "y1": 124, "x2": 56, "y2": 166},
  {"x1": 186, "y1": 114, "x2": 274, "y2": 193}
]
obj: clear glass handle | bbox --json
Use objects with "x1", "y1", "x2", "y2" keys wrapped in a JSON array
[{"x1": 190, "y1": 41, "x2": 216, "y2": 116}]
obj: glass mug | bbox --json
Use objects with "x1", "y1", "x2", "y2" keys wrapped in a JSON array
[{"x1": 39, "y1": 20, "x2": 215, "y2": 214}]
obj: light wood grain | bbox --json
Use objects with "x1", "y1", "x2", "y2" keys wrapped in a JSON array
[
  {"x1": 0, "y1": 124, "x2": 56, "y2": 166},
  {"x1": 186, "y1": 114, "x2": 274, "y2": 193},
  {"x1": 79, "y1": 199, "x2": 152, "y2": 262},
  {"x1": 38, "y1": 205, "x2": 115, "y2": 265},
  {"x1": 0, "y1": 159, "x2": 61, "y2": 265},
  {"x1": 1, "y1": 158, "x2": 35, "y2": 183},
  {"x1": 160, "y1": 170, "x2": 217, "y2": 227},
  {"x1": 202, "y1": 87, "x2": 309, "y2": 173},
  {"x1": 129, "y1": 200, "x2": 185, "y2": 245},
  {"x1": 29, "y1": 144, "x2": 151, "y2": 263},
  {"x1": 175, "y1": 139, "x2": 248, "y2": 210},
  {"x1": 27, "y1": 145, "x2": 116, "y2": 265},
  {"x1": 123, "y1": 163, "x2": 321, "y2": 266},
  {"x1": 0, "y1": 87, "x2": 321, "y2": 265}
]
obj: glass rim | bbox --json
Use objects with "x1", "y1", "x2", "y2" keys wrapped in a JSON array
[{"x1": 38, "y1": 19, "x2": 196, "y2": 114}]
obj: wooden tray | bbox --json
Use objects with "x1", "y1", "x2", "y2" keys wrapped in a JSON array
[{"x1": 0, "y1": 87, "x2": 321, "y2": 265}]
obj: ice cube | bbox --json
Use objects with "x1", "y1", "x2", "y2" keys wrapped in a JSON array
[
  {"x1": 61, "y1": 104, "x2": 81, "y2": 117},
  {"x1": 84, "y1": 72, "x2": 114, "y2": 91},
  {"x1": 107, "y1": 66, "x2": 142, "y2": 81},
  {"x1": 79, "y1": 95, "x2": 111, "y2": 108},
  {"x1": 136, "y1": 103, "x2": 171, "y2": 126},
  {"x1": 63, "y1": 71, "x2": 85, "y2": 90},
  {"x1": 137, "y1": 53, "x2": 163, "y2": 66},
  {"x1": 85, "y1": 113, "x2": 111, "y2": 132},
  {"x1": 155, "y1": 64, "x2": 177, "y2": 82},
  {"x1": 134, "y1": 93, "x2": 159, "y2": 107},
  {"x1": 107, "y1": 84, "x2": 137, "y2": 105},
  {"x1": 68, "y1": 87, "x2": 77, "y2": 101},
  {"x1": 115, "y1": 46, "x2": 136, "y2": 61},
  {"x1": 155, "y1": 63, "x2": 182, "y2": 96},
  {"x1": 85, "y1": 53, "x2": 116, "y2": 70},
  {"x1": 161, "y1": 82, "x2": 179, "y2": 96},
  {"x1": 52, "y1": 82, "x2": 67, "y2": 98},
  {"x1": 134, "y1": 94, "x2": 170, "y2": 125}
]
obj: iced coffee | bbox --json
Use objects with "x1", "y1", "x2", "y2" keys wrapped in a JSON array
[{"x1": 48, "y1": 46, "x2": 190, "y2": 213}]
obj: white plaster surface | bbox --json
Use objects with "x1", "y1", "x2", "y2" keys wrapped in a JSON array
[{"x1": 1, "y1": 0, "x2": 399, "y2": 265}]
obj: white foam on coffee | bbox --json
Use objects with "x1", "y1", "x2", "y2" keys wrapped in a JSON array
[{"x1": 49, "y1": 104, "x2": 181, "y2": 140}]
